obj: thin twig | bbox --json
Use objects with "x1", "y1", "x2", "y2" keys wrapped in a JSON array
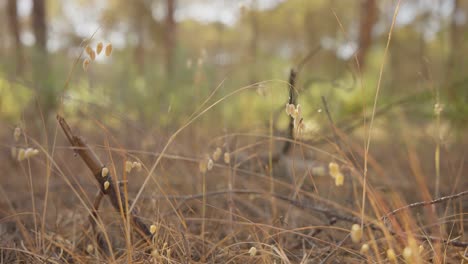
[
  {"x1": 321, "y1": 96, "x2": 342, "y2": 152},
  {"x1": 382, "y1": 190, "x2": 468, "y2": 221}
]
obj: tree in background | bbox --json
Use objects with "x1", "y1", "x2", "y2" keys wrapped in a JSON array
[
  {"x1": 356, "y1": 0, "x2": 377, "y2": 70},
  {"x1": 7, "y1": 0, "x2": 23, "y2": 76},
  {"x1": 164, "y1": 0, "x2": 176, "y2": 79},
  {"x1": 31, "y1": 0, "x2": 55, "y2": 122}
]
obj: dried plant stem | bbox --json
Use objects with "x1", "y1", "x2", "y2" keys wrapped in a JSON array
[
  {"x1": 56, "y1": 115, "x2": 152, "y2": 246},
  {"x1": 382, "y1": 190, "x2": 468, "y2": 221},
  {"x1": 321, "y1": 96, "x2": 341, "y2": 152},
  {"x1": 201, "y1": 170, "x2": 206, "y2": 259}
]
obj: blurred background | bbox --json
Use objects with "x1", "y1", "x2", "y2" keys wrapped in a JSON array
[
  {"x1": 0, "y1": 0, "x2": 467, "y2": 129},
  {"x1": 1, "y1": 0, "x2": 468, "y2": 197}
]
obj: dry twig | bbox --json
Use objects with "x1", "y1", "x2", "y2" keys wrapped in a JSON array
[{"x1": 57, "y1": 115, "x2": 152, "y2": 250}]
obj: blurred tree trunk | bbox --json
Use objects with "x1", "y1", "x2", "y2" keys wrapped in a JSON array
[
  {"x1": 134, "y1": 1, "x2": 146, "y2": 74},
  {"x1": 164, "y1": 0, "x2": 176, "y2": 79},
  {"x1": 356, "y1": 0, "x2": 377, "y2": 70},
  {"x1": 446, "y1": 0, "x2": 461, "y2": 100},
  {"x1": 32, "y1": 0, "x2": 47, "y2": 52},
  {"x1": 7, "y1": 0, "x2": 23, "y2": 75},
  {"x1": 31, "y1": 0, "x2": 56, "y2": 136},
  {"x1": 249, "y1": 0, "x2": 259, "y2": 84},
  {"x1": 32, "y1": 0, "x2": 53, "y2": 115}
]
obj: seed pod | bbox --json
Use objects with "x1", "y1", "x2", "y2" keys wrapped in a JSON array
[
  {"x1": 103, "y1": 181, "x2": 110, "y2": 190},
  {"x1": 224, "y1": 152, "x2": 231, "y2": 164},
  {"x1": 360, "y1": 243, "x2": 369, "y2": 254},
  {"x1": 89, "y1": 49, "x2": 96, "y2": 61},
  {"x1": 14, "y1": 127, "x2": 21, "y2": 142},
  {"x1": 86, "y1": 244, "x2": 94, "y2": 254},
  {"x1": 85, "y1": 45, "x2": 93, "y2": 57},
  {"x1": 83, "y1": 58, "x2": 90, "y2": 72},
  {"x1": 207, "y1": 158, "x2": 214, "y2": 171},
  {"x1": 150, "y1": 224, "x2": 157, "y2": 235},
  {"x1": 199, "y1": 160, "x2": 207, "y2": 173},
  {"x1": 125, "y1": 161, "x2": 133, "y2": 173},
  {"x1": 248, "y1": 247, "x2": 257, "y2": 256},
  {"x1": 96, "y1": 42, "x2": 103, "y2": 55},
  {"x1": 24, "y1": 148, "x2": 34, "y2": 159},
  {"x1": 335, "y1": 173, "x2": 344, "y2": 186},
  {"x1": 403, "y1": 247, "x2": 412, "y2": 262},
  {"x1": 101, "y1": 167, "x2": 109, "y2": 177},
  {"x1": 350, "y1": 224, "x2": 362, "y2": 243},
  {"x1": 17, "y1": 148, "x2": 25, "y2": 161},
  {"x1": 11, "y1": 147, "x2": 17, "y2": 159},
  {"x1": 387, "y1": 249, "x2": 396, "y2": 261},
  {"x1": 212, "y1": 147, "x2": 222, "y2": 161},
  {"x1": 105, "y1": 43, "x2": 113, "y2": 56}
]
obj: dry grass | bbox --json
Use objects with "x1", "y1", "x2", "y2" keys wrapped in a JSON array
[
  {"x1": 1, "y1": 5, "x2": 467, "y2": 263},
  {"x1": 1, "y1": 87, "x2": 467, "y2": 263}
]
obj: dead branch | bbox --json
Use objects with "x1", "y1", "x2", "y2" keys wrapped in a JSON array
[
  {"x1": 56, "y1": 115, "x2": 152, "y2": 246},
  {"x1": 282, "y1": 68, "x2": 298, "y2": 155},
  {"x1": 382, "y1": 190, "x2": 468, "y2": 222}
]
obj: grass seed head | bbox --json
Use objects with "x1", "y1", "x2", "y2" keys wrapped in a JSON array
[
  {"x1": 101, "y1": 167, "x2": 109, "y2": 177},
  {"x1": 150, "y1": 224, "x2": 157, "y2": 235},
  {"x1": 224, "y1": 152, "x2": 231, "y2": 164},
  {"x1": 105, "y1": 43, "x2": 113, "y2": 56},
  {"x1": 133, "y1": 161, "x2": 142, "y2": 171},
  {"x1": 286, "y1": 103, "x2": 295, "y2": 116},
  {"x1": 125, "y1": 161, "x2": 133, "y2": 173},
  {"x1": 17, "y1": 148, "x2": 25, "y2": 161},
  {"x1": 434, "y1": 103, "x2": 444, "y2": 115},
  {"x1": 199, "y1": 159, "x2": 208, "y2": 173},
  {"x1": 403, "y1": 247, "x2": 413, "y2": 262},
  {"x1": 207, "y1": 158, "x2": 214, "y2": 171},
  {"x1": 14, "y1": 127, "x2": 21, "y2": 142},
  {"x1": 360, "y1": 243, "x2": 369, "y2": 254},
  {"x1": 329, "y1": 162, "x2": 344, "y2": 186},
  {"x1": 103, "y1": 181, "x2": 110, "y2": 190},
  {"x1": 83, "y1": 58, "x2": 90, "y2": 72},
  {"x1": 89, "y1": 49, "x2": 96, "y2": 61},
  {"x1": 335, "y1": 173, "x2": 344, "y2": 186},
  {"x1": 11, "y1": 147, "x2": 17, "y2": 159},
  {"x1": 24, "y1": 148, "x2": 34, "y2": 159},
  {"x1": 151, "y1": 249, "x2": 159, "y2": 258},
  {"x1": 386, "y1": 248, "x2": 396, "y2": 261},
  {"x1": 350, "y1": 224, "x2": 363, "y2": 243},
  {"x1": 85, "y1": 45, "x2": 93, "y2": 57},
  {"x1": 213, "y1": 147, "x2": 222, "y2": 161},
  {"x1": 96, "y1": 42, "x2": 103, "y2": 55},
  {"x1": 328, "y1": 162, "x2": 340, "y2": 178},
  {"x1": 295, "y1": 104, "x2": 302, "y2": 118},
  {"x1": 86, "y1": 244, "x2": 94, "y2": 254},
  {"x1": 248, "y1": 246, "x2": 257, "y2": 256}
]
